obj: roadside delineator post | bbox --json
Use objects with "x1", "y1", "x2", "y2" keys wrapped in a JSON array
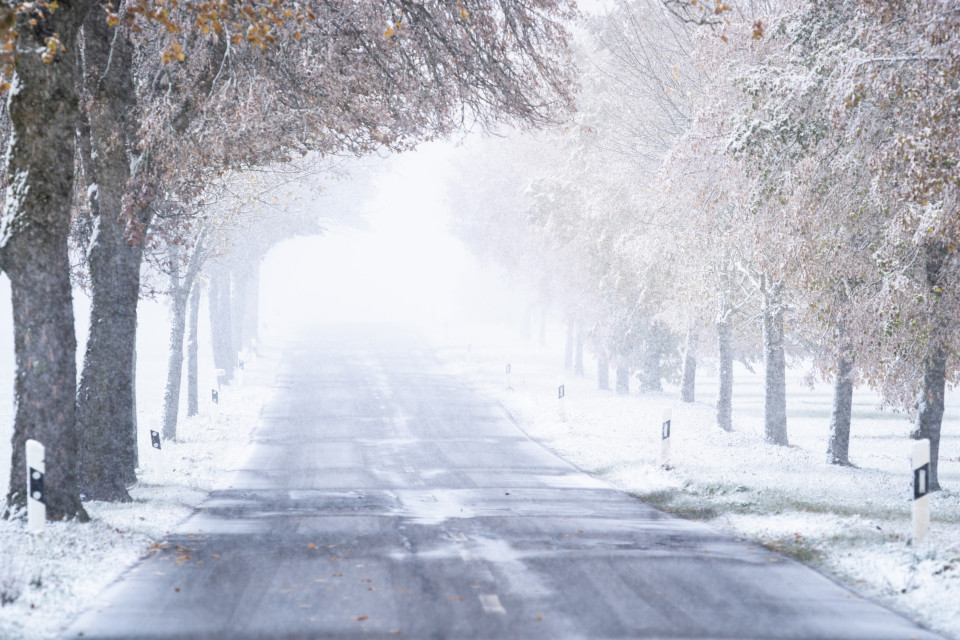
[
  {"x1": 26, "y1": 439, "x2": 45, "y2": 533},
  {"x1": 237, "y1": 351, "x2": 246, "y2": 386},
  {"x1": 558, "y1": 375, "x2": 566, "y2": 421},
  {"x1": 149, "y1": 429, "x2": 165, "y2": 482},
  {"x1": 505, "y1": 362, "x2": 512, "y2": 390},
  {"x1": 660, "y1": 408, "x2": 672, "y2": 466},
  {"x1": 912, "y1": 438, "x2": 931, "y2": 544}
]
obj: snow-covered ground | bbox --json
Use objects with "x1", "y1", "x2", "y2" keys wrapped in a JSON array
[
  {"x1": 0, "y1": 276, "x2": 278, "y2": 640},
  {"x1": 429, "y1": 321, "x2": 960, "y2": 639},
  {"x1": 2, "y1": 260, "x2": 957, "y2": 637}
]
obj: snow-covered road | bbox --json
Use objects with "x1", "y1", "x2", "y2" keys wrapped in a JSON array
[{"x1": 61, "y1": 324, "x2": 945, "y2": 639}]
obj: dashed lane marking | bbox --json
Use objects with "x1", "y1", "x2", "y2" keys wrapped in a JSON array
[{"x1": 479, "y1": 594, "x2": 506, "y2": 615}]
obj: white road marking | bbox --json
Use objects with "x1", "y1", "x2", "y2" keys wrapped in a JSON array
[
  {"x1": 459, "y1": 550, "x2": 474, "y2": 562},
  {"x1": 451, "y1": 532, "x2": 468, "y2": 542},
  {"x1": 479, "y1": 594, "x2": 506, "y2": 615},
  {"x1": 404, "y1": 466, "x2": 415, "y2": 473}
]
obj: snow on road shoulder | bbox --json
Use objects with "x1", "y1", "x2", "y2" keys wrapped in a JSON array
[
  {"x1": 429, "y1": 322, "x2": 960, "y2": 639},
  {"x1": 0, "y1": 347, "x2": 279, "y2": 640}
]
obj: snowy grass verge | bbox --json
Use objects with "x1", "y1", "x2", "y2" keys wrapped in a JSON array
[
  {"x1": 0, "y1": 347, "x2": 278, "y2": 640},
  {"x1": 429, "y1": 322, "x2": 960, "y2": 639}
]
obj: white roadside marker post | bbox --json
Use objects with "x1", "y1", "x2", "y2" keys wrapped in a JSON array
[
  {"x1": 912, "y1": 438, "x2": 931, "y2": 544},
  {"x1": 237, "y1": 351, "x2": 245, "y2": 387},
  {"x1": 25, "y1": 439, "x2": 45, "y2": 533},
  {"x1": 211, "y1": 368, "x2": 225, "y2": 413},
  {"x1": 149, "y1": 429, "x2": 166, "y2": 483},
  {"x1": 505, "y1": 362, "x2": 512, "y2": 390},
  {"x1": 660, "y1": 408, "x2": 672, "y2": 466}
]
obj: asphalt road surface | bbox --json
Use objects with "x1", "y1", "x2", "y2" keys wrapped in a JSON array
[{"x1": 62, "y1": 325, "x2": 944, "y2": 639}]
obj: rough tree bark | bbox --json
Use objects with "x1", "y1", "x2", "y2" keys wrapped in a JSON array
[
  {"x1": 76, "y1": 13, "x2": 144, "y2": 501},
  {"x1": 161, "y1": 232, "x2": 207, "y2": 441},
  {"x1": 716, "y1": 310, "x2": 734, "y2": 432},
  {"x1": 826, "y1": 351, "x2": 854, "y2": 466},
  {"x1": 762, "y1": 278, "x2": 788, "y2": 446},
  {"x1": 1, "y1": 0, "x2": 91, "y2": 520},
  {"x1": 910, "y1": 242, "x2": 950, "y2": 491},
  {"x1": 186, "y1": 282, "x2": 202, "y2": 417},
  {"x1": 680, "y1": 326, "x2": 699, "y2": 403}
]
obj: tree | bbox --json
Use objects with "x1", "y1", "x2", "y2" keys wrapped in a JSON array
[
  {"x1": 0, "y1": 0, "x2": 91, "y2": 520},
  {"x1": 4, "y1": 0, "x2": 578, "y2": 515}
]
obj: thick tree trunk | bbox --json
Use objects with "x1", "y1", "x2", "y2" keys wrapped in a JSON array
[
  {"x1": 615, "y1": 362, "x2": 630, "y2": 395},
  {"x1": 573, "y1": 322, "x2": 584, "y2": 376},
  {"x1": 564, "y1": 317, "x2": 574, "y2": 370},
  {"x1": 762, "y1": 281, "x2": 789, "y2": 446},
  {"x1": 680, "y1": 326, "x2": 699, "y2": 403},
  {"x1": 597, "y1": 352, "x2": 610, "y2": 390},
  {"x1": 208, "y1": 264, "x2": 235, "y2": 384},
  {"x1": 187, "y1": 282, "x2": 202, "y2": 417},
  {"x1": 1, "y1": 0, "x2": 91, "y2": 520},
  {"x1": 716, "y1": 312, "x2": 733, "y2": 432},
  {"x1": 913, "y1": 347, "x2": 946, "y2": 492},
  {"x1": 76, "y1": 14, "x2": 144, "y2": 501},
  {"x1": 826, "y1": 352, "x2": 854, "y2": 466},
  {"x1": 910, "y1": 242, "x2": 950, "y2": 491}
]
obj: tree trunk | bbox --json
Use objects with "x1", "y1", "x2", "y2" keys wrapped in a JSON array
[
  {"x1": 1, "y1": 0, "x2": 91, "y2": 520},
  {"x1": 573, "y1": 322, "x2": 584, "y2": 376},
  {"x1": 208, "y1": 263, "x2": 235, "y2": 384},
  {"x1": 910, "y1": 242, "x2": 950, "y2": 491},
  {"x1": 161, "y1": 262, "x2": 189, "y2": 441},
  {"x1": 762, "y1": 280, "x2": 788, "y2": 446},
  {"x1": 597, "y1": 352, "x2": 610, "y2": 390},
  {"x1": 564, "y1": 317, "x2": 574, "y2": 370},
  {"x1": 615, "y1": 362, "x2": 630, "y2": 395},
  {"x1": 680, "y1": 326, "x2": 699, "y2": 403},
  {"x1": 243, "y1": 259, "x2": 260, "y2": 349},
  {"x1": 161, "y1": 232, "x2": 207, "y2": 440},
  {"x1": 826, "y1": 352, "x2": 854, "y2": 466},
  {"x1": 187, "y1": 282, "x2": 202, "y2": 417},
  {"x1": 75, "y1": 14, "x2": 144, "y2": 501},
  {"x1": 716, "y1": 312, "x2": 733, "y2": 432},
  {"x1": 639, "y1": 323, "x2": 664, "y2": 393},
  {"x1": 230, "y1": 261, "x2": 249, "y2": 357},
  {"x1": 913, "y1": 347, "x2": 946, "y2": 492}
]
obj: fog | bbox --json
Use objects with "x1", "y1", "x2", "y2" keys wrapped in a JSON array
[{"x1": 260, "y1": 142, "x2": 519, "y2": 336}]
